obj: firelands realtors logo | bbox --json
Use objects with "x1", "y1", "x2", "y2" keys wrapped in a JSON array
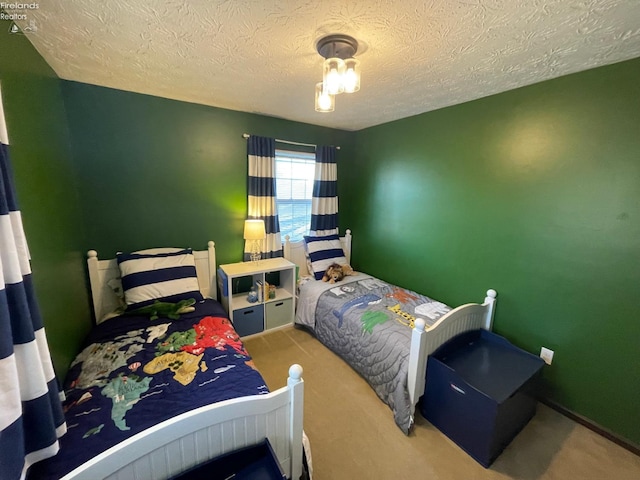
[{"x1": 1, "y1": 2, "x2": 39, "y2": 34}]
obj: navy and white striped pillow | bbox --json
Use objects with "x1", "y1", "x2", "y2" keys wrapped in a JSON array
[
  {"x1": 304, "y1": 234, "x2": 348, "y2": 281},
  {"x1": 117, "y1": 248, "x2": 203, "y2": 309}
]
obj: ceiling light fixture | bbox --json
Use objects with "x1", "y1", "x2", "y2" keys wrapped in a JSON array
[{"x1": 314, "y1": 34, "x2": 361, "y2": 113}]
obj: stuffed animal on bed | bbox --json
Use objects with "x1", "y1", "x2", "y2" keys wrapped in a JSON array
[
  {"x1": 125, "y1": 298, "x2": 197, "y2": 321},
  {"x1": 322, "y1": 263, "x2": 355, "y2": 283}
]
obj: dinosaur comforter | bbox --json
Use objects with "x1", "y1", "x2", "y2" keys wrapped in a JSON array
[
  {"x1": 29, "y1": 299, "x2": 267, "y2": 480},
  {"x1": 296, "y1": 273, "x2": 451, "y2": 434}
]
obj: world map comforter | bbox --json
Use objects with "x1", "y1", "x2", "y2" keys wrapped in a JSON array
[
  {"x1": 296, "y1": 273, "x2": 451, "y2": 434},
  {"x1": 28, "y1": 299, "x2": 267, "y2": 480}
]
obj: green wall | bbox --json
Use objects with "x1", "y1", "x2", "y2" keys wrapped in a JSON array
[
  {"x1": 61, "y1": 81, "x2": 350, "y2": 266},
  {"x1": 340, "y1": 58, "x2": 640, "y2": 445},
  {"x1": 0, "y1": 23, "x2": 92, "y2": 378}
]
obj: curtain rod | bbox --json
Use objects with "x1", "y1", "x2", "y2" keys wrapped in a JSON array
[{"x1": 242, "y1": 133, "x2": 340, "y2": 150}]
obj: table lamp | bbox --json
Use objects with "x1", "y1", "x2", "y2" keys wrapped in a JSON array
[{"x1": 244, "y1": 219, "x2": 266, "y2": 263}]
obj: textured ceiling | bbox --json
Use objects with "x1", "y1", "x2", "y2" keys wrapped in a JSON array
[{"x1": 8, "y1": 0, "x2": 640, "y2": 131}]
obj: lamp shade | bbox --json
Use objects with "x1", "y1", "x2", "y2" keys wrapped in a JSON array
[
  {"x1": 243, "y1": 219, "x2": 266, "y2": 240},
  {"x1": 343, "y1": 58, "x2": 361, "y2": 93},
  {"x1": 323, "y1": 58, "x2": 345, "y2": 95},
  {"x1": 315, "y1": 82, "x2": 335, "y2": 112}
]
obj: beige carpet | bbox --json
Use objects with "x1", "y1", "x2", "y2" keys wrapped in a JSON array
[{"x1": 244, "y1": 326, "x2": 640, "y2": 480}]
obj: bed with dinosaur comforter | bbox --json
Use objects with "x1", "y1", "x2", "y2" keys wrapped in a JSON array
[
  {"x1": 295, "y1": 273, "x2": 452, "y2": 434},
  {"x1": 29, "y1": 299, "x2": 268, "y2": 480}
]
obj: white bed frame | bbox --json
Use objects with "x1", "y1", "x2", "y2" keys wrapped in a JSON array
[
  {"x1": 71, "y1": 242, "x2": 305, "y2": 480},
  {"x1": 284, "y1": 230, "x2": 497, "y2": 418}
]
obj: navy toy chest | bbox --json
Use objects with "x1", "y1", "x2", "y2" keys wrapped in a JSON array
[
  {"x1": 170, "y1": 438, "x2": 286, "y2": 480},
  {"x1": 421, "y1": 329, "x2": 544, "y2": 467}
]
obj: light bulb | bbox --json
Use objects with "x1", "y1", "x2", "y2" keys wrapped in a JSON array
[
  {"x1": 315, "y1": 82, "x2": 335, "y2": 112},
  {"x1": 343, "y1": 69, "x2": 357, "y2": 92},
  {"x1": 326, "y1": 69, "x2": 342, "y2": 94},
  {"x1": 323, "y1": 58, "x2": 345, "y2": 95},
  {"x1": 318, "y1": 92, "x2": 332, "y2": 110},
  {"x1": 343, "y1": 58, "x2": 360, "y2": 93}
]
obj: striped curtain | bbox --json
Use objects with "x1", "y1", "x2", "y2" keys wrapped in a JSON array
[
  {"x1": 245, "y1": 135, "x2": 282, "y2": 259},
  {"x1": 0, "y1": 88, "x2": 66, "y2": 480},
  {"x1": 310, "y1": 145, "x2": 339, "y2": 236}
]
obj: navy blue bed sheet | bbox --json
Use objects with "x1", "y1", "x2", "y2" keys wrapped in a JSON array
[{"x1": 28, "y1": 299, "x2": 268, "y2": 479}]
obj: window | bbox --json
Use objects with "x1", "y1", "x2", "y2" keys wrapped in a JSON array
[{"x1": 275, "y1": 149, "x2": 315, "y2": 242}]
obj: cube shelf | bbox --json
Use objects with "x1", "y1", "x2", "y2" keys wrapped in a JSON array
[{"x1": 218, "y1": 258, "x2": 296, "y2": 337}]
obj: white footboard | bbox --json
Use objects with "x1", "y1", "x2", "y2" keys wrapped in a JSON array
[
  {"x1": 62, "y1": 365, "x2": 305, "y2": 480},
  {"x1": 408, "y1": 290, "x2": 497, "y2": 410}
]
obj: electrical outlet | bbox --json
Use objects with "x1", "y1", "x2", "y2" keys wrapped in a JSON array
[{"x1": 540, "y1": 347, "x2": 554, "y2": 365}]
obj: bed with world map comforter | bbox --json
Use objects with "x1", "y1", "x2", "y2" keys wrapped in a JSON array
[
  {"x1": 295, "y1": 273, "x2": 452, "y2": 434},
  {"x1": 28, "y1": 299, "x2": 268, "y2": 480}
]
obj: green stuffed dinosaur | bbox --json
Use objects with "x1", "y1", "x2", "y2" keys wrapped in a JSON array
[{"x1": 126, "y1": 298, "x2": 197, "y2": 321}]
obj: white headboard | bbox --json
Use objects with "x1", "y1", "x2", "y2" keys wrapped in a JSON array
[
  {"x1": 86, "y1": 241, "x2": 217, "y2": 323},
  {"x1": 283, "y1": 229, "x2": 352, "y2": 277}
]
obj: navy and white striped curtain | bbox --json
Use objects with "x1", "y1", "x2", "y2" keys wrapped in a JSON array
[
  {"x1": 310, "y1": 145, "x2": 339, "y2": 236},
  {"x1": 0, "y1": 88, "x2": 66, "y2": 480},
  {"x1": 245, "y1": 135, "x2": 283, "y2": 259}
]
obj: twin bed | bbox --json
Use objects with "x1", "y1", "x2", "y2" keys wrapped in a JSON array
[
  {"x1": 284, "y1": 230, "x2": 497, "y2": 433},
  {"x1": 29, "y1": 242, "x2": 305, "y2": 480}
]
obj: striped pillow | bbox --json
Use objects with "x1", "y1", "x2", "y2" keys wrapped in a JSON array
[
  {"x1": 117, "y1": 249, "x2": 203, "y2": 309},
  {"x1": 304, "y1": 234, "x2": 348, "y2": 281}
]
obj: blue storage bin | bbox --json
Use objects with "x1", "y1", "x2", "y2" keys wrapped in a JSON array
[
  {"x1": 233, "y1": 304, "x2": 264, "y2": 337},
  {"x1": 170, "y1": 438, "x2": 285, "y2": 480},
  {"x1": 421, "y1": 329, "x2": 544, "y2": 467}
]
